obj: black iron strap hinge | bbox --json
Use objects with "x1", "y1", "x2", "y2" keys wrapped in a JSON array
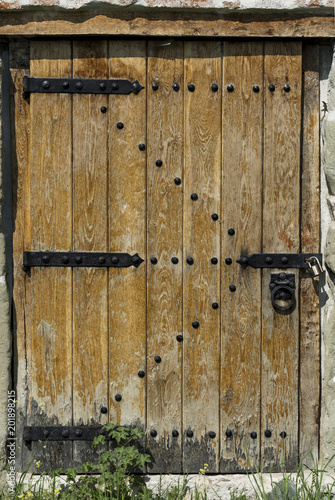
[
  {"x1": 237, "y1": 253, "x2": 323, "y2": 270},
  {"x1": 23, "y1": 251, "x2": 144, "y2": 271},
  {"x1": 24, "y1": 426, "x2": 115, "y2": 442},
  {"x1": 23, "y1": 76, "x2": 144, "y2": 98}
]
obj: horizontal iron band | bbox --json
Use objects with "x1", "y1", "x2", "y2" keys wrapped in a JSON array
[
  {"x1": 23, "y1": 251, "x2": 144, "y2": 269},
  {"x1": 23, "y1": 76, "x2": 144, "y2": 96},
  {"x1": 24, "y1": 426, "x2": 117, "y2": 442},
  {"x1": 237, "y1": 253, "x2": 322, "y2": 269}
]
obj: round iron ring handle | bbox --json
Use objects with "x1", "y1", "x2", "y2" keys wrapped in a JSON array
[{"x1": 271, "y1": 285, "x2": 296, "y2": 312}]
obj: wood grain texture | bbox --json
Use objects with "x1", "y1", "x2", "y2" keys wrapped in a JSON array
[
  {"x1": 108, "y1": 41, "x2": 147, "y2": 429},
  {"x1": 299, "y1": 44, "x2": 320, "y2": 466},
  {"x1": 10, "y1": 41, "x2": 31, "y2": 470},
  {"x1": 146, "y1": 40, "x2": 183, "y2": 473},
  {"x1": 183, "y1": 41, "x2": 221, "y2": 473},
  {"x1": 0, "y1": 12, "x2": 333, "y2": 37},
  {"x1": 220, "y1": 42, "x2": 263, "y2": 473},
  {"x1": 72, "y1": 40, "x2": 109, "y2": 467},
  {"x1": 27, "y1": 40, "x2": 73, "y2": 471},
  {"x1": 261, "y1": 42, "x2": 302, "y2": 471}
]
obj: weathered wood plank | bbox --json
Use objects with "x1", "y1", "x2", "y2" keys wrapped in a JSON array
[
  {"x1": 27, "y1": 40, "x2": 73, "y2": 471},
  {"x1": 300, "y1": 44, "x2": 320, "y2": 466},
  {"x1": 146, "y1": 40, "x2": 183, "y2": 473},
  {"x1": 220, "y1": 41, "x2": 263, "y2": 473},
  {"x1": 10, "y1": 41, "x2": 31, "y2": 471},
  {"x1": 0, "y1": 12, "x2": 333, "y2": 38},
  {"x1": 72, "y1": 40, "x2": 109, "y2": 468},
  {"x1": 108, "y1": 41, "x2": 147, "y2": 431},
  {"x1": 183, "y1": 41, "x2": 221, "y2": 473},
  {"x1": 261, "y1": 41, "x2": 302, "y2": 472}
]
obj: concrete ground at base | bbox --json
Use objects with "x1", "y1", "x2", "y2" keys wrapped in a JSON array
[{"x1": 8, "y1": 472, "x2": 335, "y2": 500}]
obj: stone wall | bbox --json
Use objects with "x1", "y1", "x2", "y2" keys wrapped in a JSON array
[
  {"x1": 0, "y1": 0, "x2": 333, "y2": 11},
  {"x1": 321, "y1": 41, "x2": 335, "y2": 468},
  {"x1": 0, "y1": 50, "x2": 11, "y2": 468}
]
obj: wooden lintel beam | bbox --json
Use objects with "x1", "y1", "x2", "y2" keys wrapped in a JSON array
[{"x1": 0, "y1": 11, "x2": 333, "y2": 38}]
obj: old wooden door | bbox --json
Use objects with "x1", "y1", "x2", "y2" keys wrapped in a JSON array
[{"x1": 13, "y1": 39, "x2": 320, "y2": 474}]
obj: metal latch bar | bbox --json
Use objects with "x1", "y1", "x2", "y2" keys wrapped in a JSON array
[
  {"x1": 23, "y1": 251, "x2": 144, "y2": 270},
  {"x1": 23, "y1": 76, "x2": 144, "y2": 98},
  {"x1": 237, "y1": 253, "x2": 322, "y2": 270}
]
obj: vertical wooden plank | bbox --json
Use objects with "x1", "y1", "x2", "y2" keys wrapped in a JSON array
[
  {"x1": 300, "y1": 44, "x2": 320, "y2": 465},
  {"x1": 27, "y1": 40, "x2": 72, "y2": 471},
  {"x1": 72, "y1": 40, "x2": 109, "y2": 467},
  {"x1": 183, "y1": 41, "x2": 221, "y2": 473},
  {"x1": 108, "y1": 41, "x2": 147, "y2": 430},
  {"x1": 10, "y1": 41, "x2": 31, "y2": 470},
  {"x1": 262, "y1": 41, "x2": 302, "y2": 471},
  {"x1": 146, "y1": 40, "x2": 183, "y2": 473},
  {"x1": 220, "y1": 42, "x2": 263, "y2": 472}
]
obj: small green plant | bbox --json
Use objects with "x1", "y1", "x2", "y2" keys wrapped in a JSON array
[{"x1": 59, "y1": 423, "x2": 152, "y2": 499}]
